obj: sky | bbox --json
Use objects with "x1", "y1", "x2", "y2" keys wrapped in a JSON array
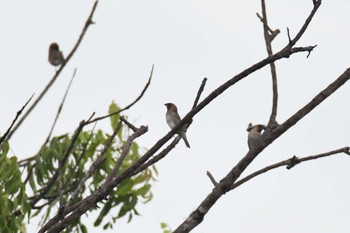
[{"x1": 1, "y1": 0, "x2": 350, "y2": 232}]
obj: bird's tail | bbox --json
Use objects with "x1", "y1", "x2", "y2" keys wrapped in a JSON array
[{"x1": 180, "y1": 133, "x2": 191, "y2": 148}]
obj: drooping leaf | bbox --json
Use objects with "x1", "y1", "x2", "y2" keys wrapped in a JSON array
[{"x1": 108, "y1": 102, "x2": 120, "y2": 130}]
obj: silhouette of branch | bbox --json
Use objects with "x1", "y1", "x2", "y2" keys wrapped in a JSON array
[
  {"x1": 258, "y1": 0, "x2": 280, "y2": 128},
  {"x1": 206, "y1": 171, "x2": 219, "y2": 187},
  {"x1": 21, "y1": 68, "x2": 78, "y2": 167},
  {"x1": 230, "y1": 147, "x2": 350, "y2": 190},
  {"x1": 192, "y1": 77, "x2": 207, "y2": 110},
  {"x1": 87, "y1": 64, "x2": 154, "y2": 125},
  {"x1": 0, "y1": 94, "x2": 34, "y2": 146},
  {"x1": 173, "y1": 66, "x2": 350, "y2": 232},
  {"x1": 47, "y1": 68, "x2": 77, "y2": 143},
  {"x1": 104, "y1": 125, "x2": 148, "y2": 184}
]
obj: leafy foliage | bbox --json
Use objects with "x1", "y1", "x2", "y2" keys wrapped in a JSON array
[
  {"x1": 0, "y1": 141, "x2": 30, "y2": 233},
  {"x1": 160, "y1": 222, "x2": 172, "y2": 233},
  {"x1": 17, "y1": 102, "x2": 156, "y2": 232}
]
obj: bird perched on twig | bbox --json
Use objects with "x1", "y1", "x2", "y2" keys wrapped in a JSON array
[
  {"x1": 48, "y1": 42, "x2": 64, "y2": 66},
  {"x1": 247, "y1": 123, "x2": 266, "y2": 151},
  {"x1": 165, "y1": 103, "x2": 190, "y2": 148}
]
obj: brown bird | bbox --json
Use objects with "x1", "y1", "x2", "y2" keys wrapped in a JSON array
[
  {"x1": 247, "y1": 123, "x2": 266, "y2": 151},
  {"x1": 48, "y1": 42, "x2": 64, "y2": 66},
  {"x1": 165, "y1": 103, "x2": 190, "y2": 148}
]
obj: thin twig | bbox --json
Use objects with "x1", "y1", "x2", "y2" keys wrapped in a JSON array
[
  {"x1": 230, "y1": 147, "x2": 350, "y2": 190},
  {"x1": 57, "y1": 123, "x2": 97, "y2": 200},
  {"x1": 47, "y1": 68, "x2": 77, "y2": 143},
  {"x1": 120, "y1": 116, "x2": 138, "y2": 132},
  {"x1": 104, "y1": 125, "x2": 148, "y2": 185},
  {"x1": 0, "y1": 94, "x2": 34, "y2": 145},
  {"x1": 7, "y1": 1, "x2": 99, "y2": 140},
  {"x1": 87, "y1": 64, "x2": 154, "y2": 125},
  {"x1": 287, "y1": 27, "x2": 292, "y2": 45},
  {"x1": 192, "y1": 78, "x2": 207, "y2": 110},
  {"x1": 206, "y1": 171, "x2": 218, "y2": 187},
  {"x1": 131, "y1": 136, "x2": 181, "y2": 176}
]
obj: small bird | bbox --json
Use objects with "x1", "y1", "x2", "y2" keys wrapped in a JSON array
[
  {"x1": 48, "y1": 42, "x2": 64, "y2": 66},
  {"x1": 247, "y1": 123, "x2": 266, "y2": 151},
  {"x1": 165, "y1": 103, "x2": 190, "y2": 148}
]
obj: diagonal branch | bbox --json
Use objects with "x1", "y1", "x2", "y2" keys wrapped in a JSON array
[
  {"x1": 46, "y1": 69, "x2": 77, "y2": 144},
  {"x1": 87, "y1": 64, "x2": 154, "y2": 125},
  {"x1": 173, "y1": 66, "x2": 350, "y2": 233},
  {"x1": 192, "y1": 77, "x2": 207, "y2": 110},
  {"x1": 30, "y1": 116, "x2": 92, "y2": 207},
  {"x1": 7, "y1": 1, "x2": 99, "y2": 140},
  {"x1": 38, "y1": 121, "x2": 122, "y2": 233},
  {"x1": 0, "y1": 94, "x2": 34, "y2": 146},
  {"x1": 104, "y1": 125, "x2": 148, "y2": 185},
  {"x1": 230, "y1": 147, "x2": 350, "y2": 190},
  {"x1": 18, "y1": 69, "x2": 76, "y2": 167}
]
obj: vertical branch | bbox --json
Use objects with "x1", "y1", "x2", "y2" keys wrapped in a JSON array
[{"x1": 259, "y1": 0, "x2": 280, "y2": 128}]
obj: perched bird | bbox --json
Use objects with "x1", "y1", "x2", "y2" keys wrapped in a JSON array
[
  {"x1": 165, "y1": 103, "x2": 190, "y2": 148},
  {"x1": 247, "y1": 123, "x2": 266, "y2": 151},
  {"x1": 48, "y1": 42, "x2": 64, "y2": 66}
]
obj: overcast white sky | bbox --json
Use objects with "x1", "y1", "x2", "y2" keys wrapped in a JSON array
[{"x1": 1, "y1": 0, "x2": 350, "y2": 232}]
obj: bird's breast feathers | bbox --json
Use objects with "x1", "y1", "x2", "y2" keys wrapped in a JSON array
[{"x1": 166, "y1": 112, "x2": 180, "y2": 128}]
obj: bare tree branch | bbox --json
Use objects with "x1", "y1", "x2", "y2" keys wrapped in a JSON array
[
  {"x1": 173, "y1": 66, "x2": 350, "y2": 233},
  {"x1": 120, "y1": 116, "x2": 138, "y2": 132},
  {"x1": 192, "y1": 77, "x2": 207, "y2": 110},
  {"x1": 87, "y1": 64, "x2": 154, "y2": 125},
  {"x1": 46, "y1": 68, "x2": 77, "y2": 143},
  {"x1": 259, "y1": 0, "x2": 279, "y2": 128},
  {"x1": 0, "y1": 94, "x2": 34, "y2": 146},
  {"x1": 104, "y1": 125, "x2": 148, "y2": 184},
  {"x1": 130, "y1": 77, "x2": 208, "y2": 176},
  {"x1": 7, "y1": 1, "x2": 99, "y2": 140},
  {"x1": 288, "y1": 0, "x2": 321, "y2": 47},
  {"x1": 206, "y1": 171, "x2": 218, "y2": 187},
  {"x1": 21, "y1": 68, "x2": 78, "y2": 168},
  {"x1": 230, "y1": 147, "x2": 350, "y2": 190}
]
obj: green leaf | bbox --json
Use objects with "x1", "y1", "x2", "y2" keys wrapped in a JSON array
[
  {"x1": 116, "y1": 179, "x2": 134, "y2": 196},
  {"x1": 5, "y1": 170, "x2": 21, "y2": 195},
  {"x1": 0, "y1": 140, "x2": 10, "y2": 155},
  {"x1": 94, "y1": 200, "x2": 112, "y2": 226},
  {"x1": 127, "y1": 212, "x2": 133, "y2": 223},
  {"x1": 160, "y1": 222, "x2": 168, "y2": 229},
  {"x1": 109, "y1": 102, "x2": 120, "y2": 130},
  {"x1": 134, "y1": 184, "x2": 151, "y2": 197},
  {"x1": 80, "y1": 224, "x2": 88, "y2": 233},
  {"x1": 102, "y1": 222, "x2": 111, "y2": 230}
]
